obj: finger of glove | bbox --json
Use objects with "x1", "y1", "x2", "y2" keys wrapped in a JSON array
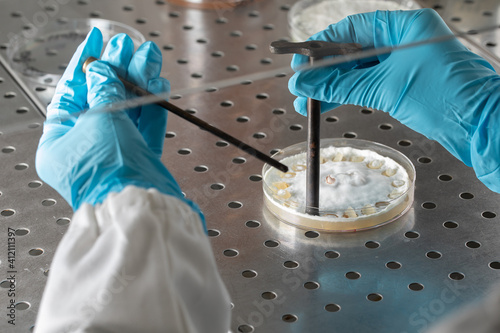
[
  {"x1": 100, "y1": 33, "x2": 134, "y2": 78},
  {"x1": 138, "y1": 78, "x2": 170, "y2": 158},
  {"x1": 86, "y1": 61, "x2": 126, "y2": 110},
  {"x1": 289, "y1": 65, "x2": 375, "y2": 111},
  {"x1": 47, "y1": 28, "x2": 103, "y2": 125},
  {"x1": 291, "y1": 12, "x2": 377, "y2": 72},
  {"x1": 126, "y1": 41, "x2": 163, "y2": 126},
  {"x1": 293, "y1": 97, "x2": 341, "y2": 117}
]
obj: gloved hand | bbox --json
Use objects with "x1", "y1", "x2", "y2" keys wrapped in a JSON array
[
  {"x1": 36, "y1": 28, "x2": 204, "y2": 223},
  {"x1": 289, "y1": 9, "x2": 500, "y2": 192}
]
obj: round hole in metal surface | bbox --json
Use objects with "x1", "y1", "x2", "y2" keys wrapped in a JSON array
[
  {"x1": 206, "y1": 87, "x2": 218, "y2": 92},
  {"x1": 486, "y1": 42, "x2": 497, "y2": 47},
  {"x1": 240, "y1": 80, "x2": 253, "y2": 85},
  {"x1": 305, "y1": 231, "x2": 319, "y2": 238},
  {"x1": 28, "y1": 123, "x2": 40, "y2": 129},
  {"x1": 35, "y1": 86, "x2": 47, "y2": 92},
  {"x1": 367, "y1": 293, "x2": 383, "y2": 302},
  {"x1": 261, "y1": 58, "x2": 272, "y2": 65},
  {"x1": 253, "y1": 132, "x2": 266, "y2": 139},
  {"x1": 15, "y1": 302, "x2": 30, "y2": 310},
  {"x1": 29, "y1": 248, "x2": 44, "y2": 256},
  {"x1": 232, "y1": 157, "x2": 246, "y2": 164},
  {"x1": 0, "y1": 280, "x2": 12, "y2": 288},
  {"x1": 263, "y1": 24, "x2": 274, "y2": 30},
  {"x1": 182, "y1": 25, "x2": 193, "y2": 31},
  {"x1": 28, "y1": 181, "x2": 42, "y2": 189},
  {"x1": 483, "y1": 11, "x2": 493, "y2": 16},
  {"x1": 177, "y1": 148, "x2": 191, "y2": 155},
  {"x1": 4, "y1": 92, "x2": 16, "y2": 98},
  {"x1": 196, "y1": 38, "x2": 208, "y2": 44},
  {"x1": 256, "y1": 93, "x2": 269, "y2": 99},
  {"x1": 443, "y1": 221, "x2": 458, "y2": 229},
  {"x1": 170, "y1": 95, "x2": 182, "y2": 100},
  {"x1": 360, "y1": 108, "x2": 373, "y2": 114},
  {"x1": 325, "y1": 251, "x2": 340, "y2": 259},
  {"x1": 345, "y1": 271, "x2": 361, "y2": 280},
  {"x1": 136, "y1": 18, "x2": 146, "y2": 24},
  {"x1": 386, "y1": 261, "x2": 402, "y2": 269},
  {"x1": 450, "y1": 17, "x2": 462, "y2": 22},
  {"x1": 272, "y1": 108, "x2": 285, "y2": 115},
  {"x1": 261, "y1": 292, "x2": 277, "y2": 300},
  {"x1": 343, "y1": 132, "x2": 357, "y2": 138},
  {"x1": 215, "y1": 17, "x2": 228, "y2": 24},
  {"x1": 165, "y1": 131, "x2": 176, "y2": 138},
  {"x1": 379, "y1": 123, "x2": 393, "y2": 130},
  {"x1": 249, "y1": 175, "x2": 262, "y2": 182},
  {"x1": 465, "y1": 240, "x2": 481, "y2": 249},
  {"x1": 284, "y1": 260, "x2": 299, "y2": 268},
  {"x1": 325, "y1": 304, "x2": 341, "y2": 312},
  {"x1": 163, "y1": 44, "x2": 174, "y2": 51},
  {"x1": 177, "y1": 58, "x2": 188, "y2": 64},
  {"x1": 365, "y1": 241, "x2": 380, "y2": 249},
  {"x1": 228, "y1": 201, "x2": 242, "y2": 209},
  {"x1": 290, "y1": 124, "x2": 302, "y2": 131},
  {"x1": 490, "y1": 262, "x2": 500, "y2": 270},
  {"x1": 304, "y1": 281, "x2": 319, "y2": 290},
  {"x1": 482, "y1": 211, "x2": 496, "y2": 219},
  {"x1": 15, "y1": 228, "x2": 29, "y2": 236},
  {"x1": 248, "y1": 10, "x2": 259, "y2": 17},
  {"x1": 449, "y1": 272, "x2": 465, "y2": 280},
  {"x1": 216, "y1": 140, "x2": 229, "y2": 147},
  {"x1": 149, "y1": 31, "x2": 161, "y2": 37},
  {"x1": 11, "y1": 11, "x2": 22, "y2": 17},
  {"x1": 405, "y1": 231, "x2": 420, "y2": 239},
  {"x1": 194, "y1": 165, "x2": 208, "y2": 173},
  {"x1": 325, "y1": 116, "x2": 338, "y2": 123},
  {"x1": 56, "y1": 218, "x2": 70, "y2": 226},
  {"x1": 398, "y1": 140, "x2": 412, "y2": 147},
  {"x1": 223, "y1": 249, "x2": 238, "y2": 257},
  {"x1": 422, "y1": 202, "x2": 437, "y2": 209},
  {"x1": 236, "y1": 116, "x2": 249, "y2": 123},
  {"x1": 211, "y1": 51, "x2": 224, "y2": 57},
  {"x1": 2, "y1": 146, "x2": 15, "y2": 153},
  {"x1": 242, "y1": 270, "x2": 257, "y2": 278},
  {"x1": 226, "y1": 65, "x2": 239, "y2": 72},
  {"x1": 460, "y1": 192, "x2": 474, "y2": 199},
  {"x1": 245, "y1": 44, "x2": 257, "y2": 50},
  {"x1": 245, "y1": 220, "x2": 260, "y2": 228},
  {"x1": 409, "y1": 283, "x2": 424, "y2": 291},
  {"x1": 207, "y1": 229, "x2": 220, "y2": 237},
  {"x1": 439, "y1": 174, "x2": 452, "y2": 181},
  {"x1": 1, "y1": 209, "x2": 15, "y2": 217},
  {"x1": 221, "y1": 100, "x2": 233, "y2": 107},
  {"x1": 275, "y1": 73, "x2": 287, "y2": 78},
  {"x1": 230, "y1": 30, "x2": 242, "y2": 37},
  {"x1": 123, "y1": 5, "x2": 134, "y2": 11},
  {"x1": 426, "y1": 251, "x2": 442, "y2": 259},
  {"x1": 433, "y1": 4, "x2": 443, "y2": 9},
  {"x1": 264, "y1": 240, "x2": 279, "y2": 248},
  {"x1": 418, "y1": 156, "x2": 432, "y2": 164},
  {"x1": 238, "y1": 324, "x2": 254, "y2": 333},
  {"x1": 282, "y1": 314, "x2": 298, "y2": 323},
  {"x1": 16, "y1": 107, "x2": 29, "y2": 114},
  {"x1": 210, "y1": 183, "x2": 225, "y2": 190},
  {"x1": 169, "y1": 11, "x2": 180, "y2": 17},
  {"x1": 281, "y1": 4, "x2": 290, "y2": 10}
]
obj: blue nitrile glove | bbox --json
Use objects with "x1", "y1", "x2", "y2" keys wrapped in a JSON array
[
  {"x1": 289, "y1": 9, "x2": 500, "y2": 192},
  {"x1": 36, "y1": 28, "x2": 205, "y2": 224}
]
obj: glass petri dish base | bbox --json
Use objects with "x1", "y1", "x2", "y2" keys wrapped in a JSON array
[{"x1": 262, "y1": 139, "x2": 415, "y2": 232}]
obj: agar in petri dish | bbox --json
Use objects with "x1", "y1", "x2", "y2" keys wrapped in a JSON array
[
  {"x1": 288, "y1": 0, "x2": 420, "y2": 41},
  {"x1": 262, "y1": 138, "x2": 415, "y2": 232},
  {"x1": 7, "y1": 18, "x2": 145, "y2": 86}
]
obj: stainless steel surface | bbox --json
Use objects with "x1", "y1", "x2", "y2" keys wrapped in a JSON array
[{"x1": 0, "y1": 1, "x2": 500, "y2": 332}]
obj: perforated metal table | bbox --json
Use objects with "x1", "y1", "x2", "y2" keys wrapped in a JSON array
[{"x1": 1, "y1": 0, "x2": 500, "y2": 332}]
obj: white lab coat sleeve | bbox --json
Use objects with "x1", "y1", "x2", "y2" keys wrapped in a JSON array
[{"x1": 34, "y1": 186, "x2": 231, "y2": 333}]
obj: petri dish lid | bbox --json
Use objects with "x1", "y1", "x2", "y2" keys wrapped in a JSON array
[
  {"x1": 288, "y1": 0, "x2": 421, "y2": 41},
  {"x1": 6, "y1": 18, "x2": 146, "y2": 86}
]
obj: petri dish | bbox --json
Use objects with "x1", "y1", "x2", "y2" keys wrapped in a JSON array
[
  {"x1": 288, "y1": 0, "x2": 420, "y2": 41},
  {"x1": 262, "y1": 138, "x2": 415, "y2": 232},
  {"x1": 7, "y1": 18, "x2": 145, "y2": 86}
]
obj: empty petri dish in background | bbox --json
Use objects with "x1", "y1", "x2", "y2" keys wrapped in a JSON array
[
  {"x1": 288, "y1": 0, "x2": 420, "y2": 41},
  {"x1": 7, "y1": 18, "x2": 145, "y2": 86}
]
